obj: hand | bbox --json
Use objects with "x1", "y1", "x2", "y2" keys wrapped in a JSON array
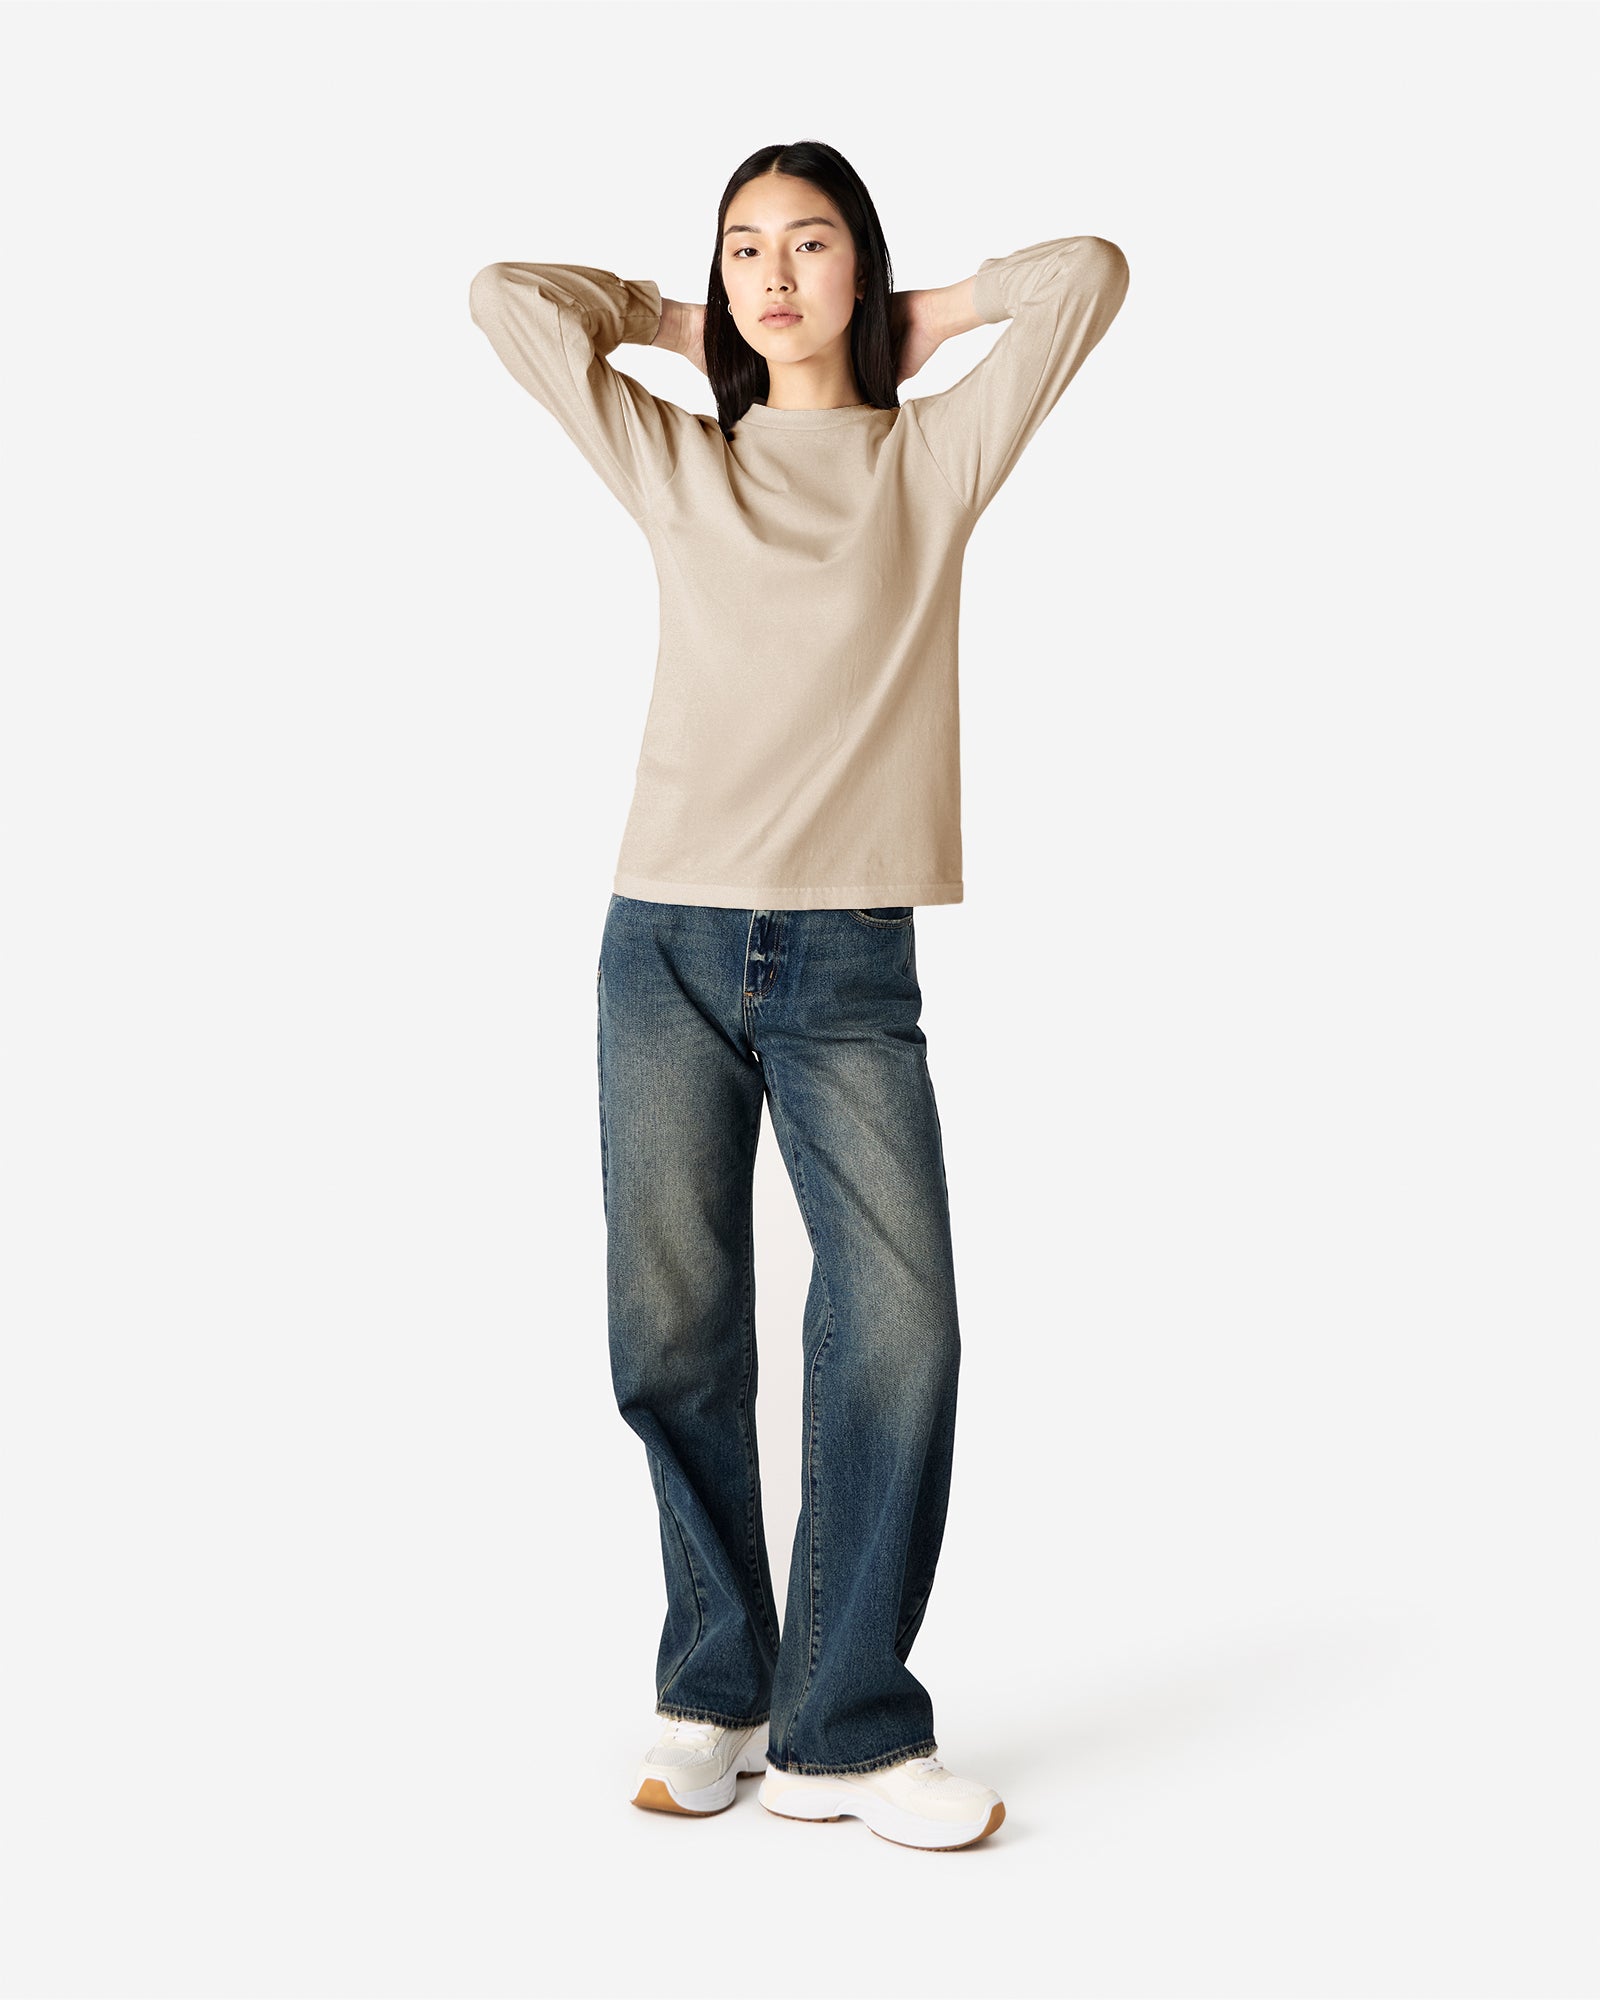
[
  {"x1": 651, "y1": 298, "x2": 708, "y2": 377},
  {"x1": 684, "y1": 302, "x2": 707, "y2": 377},
  {"x1": 889, "y1": 288, "x2": 945, "y2": 388}
]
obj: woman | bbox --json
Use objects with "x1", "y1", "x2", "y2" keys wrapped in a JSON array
[{"x1": 469, "y1": 139, "x2": 1129, "y2": 1852}]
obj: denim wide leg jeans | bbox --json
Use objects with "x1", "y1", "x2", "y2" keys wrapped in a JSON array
[{"x1": 596, "y1": 893, "x2": 962, "y2": 1776}]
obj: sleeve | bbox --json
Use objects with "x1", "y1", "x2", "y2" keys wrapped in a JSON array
[
  {"x1": 908, "y1": 236, "x2": 1130, "y2": 518},
  {"x1": 468, "y1": 261, "x2": 680, "y2": 522}
]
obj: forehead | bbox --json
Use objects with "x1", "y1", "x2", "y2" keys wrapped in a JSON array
[{"x1": 723, "y1": 179, "x2": 843, "y2": 237}]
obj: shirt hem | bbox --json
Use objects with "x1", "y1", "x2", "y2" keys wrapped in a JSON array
[{"x1": 612, "y1": 871, "x2": 964, "y2": 911}]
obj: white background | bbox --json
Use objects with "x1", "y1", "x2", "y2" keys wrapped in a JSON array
[{"x1": 2, "y1": 3, "x2": 1595, "y2": 1996}]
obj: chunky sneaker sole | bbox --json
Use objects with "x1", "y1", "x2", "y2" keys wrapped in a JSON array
[
  {"x1": 758, "y1": 1763, "x2": 1005, "y2": 1850},
  {"x1": 631, "y1": 1719, "x2": 770, "y2": 1816}
]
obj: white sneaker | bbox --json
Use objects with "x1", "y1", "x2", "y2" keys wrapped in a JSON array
[
  {"x1": 632, "y1": 1714, "x2": 770, "y2": 1815},
  {"x1": 759, "y1": 1750, "x2": 1005, "y2": 1850}
]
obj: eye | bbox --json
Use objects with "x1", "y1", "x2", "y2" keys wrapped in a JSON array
[{"x1": 729, "y1": 239, "x2": 829, "y2": 258}]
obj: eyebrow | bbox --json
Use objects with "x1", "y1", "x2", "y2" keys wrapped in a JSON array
[{"x1": 722, "y1": 216, "x2": 839, "y2": 240}]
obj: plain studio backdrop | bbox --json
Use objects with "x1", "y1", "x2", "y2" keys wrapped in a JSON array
[{"x1": 1, "y1": 3, "x2": 1595, "y2": 1997}]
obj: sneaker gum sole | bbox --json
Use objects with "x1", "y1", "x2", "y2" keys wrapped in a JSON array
[
  {"x1": 760, "y1": 1782, "x2": 1005, "y2": 1851},
  {"x1": 631, "y1": 1767, "x2": 765, "y2": 1816}
]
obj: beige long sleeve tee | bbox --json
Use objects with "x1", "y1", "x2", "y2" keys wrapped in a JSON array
[{"x1": 469, "y1": 235, "x2": 1130, "y2": 909}]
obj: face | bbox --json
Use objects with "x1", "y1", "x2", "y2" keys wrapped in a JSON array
[{"x1": 720, "y1": 172, "x2": 864, "y2": 364}]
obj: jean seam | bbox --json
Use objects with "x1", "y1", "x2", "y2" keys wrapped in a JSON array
[
  {"x1": 762, "y1": 1054, "x2": 835, "y2": 1738},
  {"x1": 650, "y1": 1449, "x2": 707, "y2": 1702},
  {"x1": 798, "y1": 1292, "x2": 834, "y2": 1720},
  {"x1": 596, "y1": 966, "x2": 609, "y2": 1221},
  {"x1": 894, "y1": 1582, "x2": 932, "y2": 1657},
  {"x1": 735, "y1": 1090, "x2": 780, "y2": 1660},
  {"x1": 846, "y1": 910, "x2": 916, "y2": 929}
]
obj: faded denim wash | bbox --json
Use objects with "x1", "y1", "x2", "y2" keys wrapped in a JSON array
[{"x1": 596, "y1": 893, "x2": 962, "y2": 1776}]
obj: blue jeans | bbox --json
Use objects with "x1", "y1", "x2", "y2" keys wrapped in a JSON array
[{"x1": 596, "y1": 894, "x2": 963, "y2": 1776}]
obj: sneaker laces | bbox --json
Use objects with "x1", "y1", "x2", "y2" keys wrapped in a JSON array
[
  {"x1": 663, "y1": 1717, "x2": 718, "y2": 1744},
  {"x1": 894, "y1": 1753, "x2": 998, "y2": 1806}
]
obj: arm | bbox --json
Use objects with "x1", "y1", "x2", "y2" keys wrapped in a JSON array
[
  {"x1": 905, "y1": 236, "x2": 1131, "y2": 517},
  {"x1": 468, "y1": 261, "x2": 681, "y2": 521}
]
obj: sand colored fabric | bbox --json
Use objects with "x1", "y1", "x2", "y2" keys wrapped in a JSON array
[{"x1": 469, "y1": 236, "x2": 1129, "y2": 907}]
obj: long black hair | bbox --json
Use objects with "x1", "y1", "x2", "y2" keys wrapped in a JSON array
[{"x1": 704, "y1": 140, "x2": 898, "y2": 440}]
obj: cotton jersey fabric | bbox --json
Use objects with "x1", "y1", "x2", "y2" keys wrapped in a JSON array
[{"x1": 468, "y1": 236, "x2": 1130, "y2": 909}]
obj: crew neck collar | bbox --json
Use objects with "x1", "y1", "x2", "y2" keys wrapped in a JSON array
[{"x1": 739, "y1": 400, "x2": 895, "y2": 431}]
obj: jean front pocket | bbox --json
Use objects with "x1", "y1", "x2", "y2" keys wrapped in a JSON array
[{"x1": 848, "y1": 906, "x2": 915, "y2": 928}]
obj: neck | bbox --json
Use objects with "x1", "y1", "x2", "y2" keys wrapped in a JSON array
[{"x1": 762, "y1": 358, "x2": 865, "y2": 412}]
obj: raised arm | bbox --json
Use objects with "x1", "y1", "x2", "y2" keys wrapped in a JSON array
[
  {"x1": 907, "y1": 236, "x2": 1130, "y2": 518},
  {"x1": 468, "y1": 261, "x2": 682, "y2": 522}
]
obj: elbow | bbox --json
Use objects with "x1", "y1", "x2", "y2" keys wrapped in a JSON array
[
  {"x1": 1063, "y1": 237, "x2": 1129, "y2": 321},
  {"x1": 469, "y1": 261, "x2": 507, "y2": 327},
  {"x1": 1084, "y1": 237, "x2": 1130, "y2": 296}
]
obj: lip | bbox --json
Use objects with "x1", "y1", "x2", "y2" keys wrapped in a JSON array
[{"x1": 761, "y1": 310, "x2": 801, "y2": 324}]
